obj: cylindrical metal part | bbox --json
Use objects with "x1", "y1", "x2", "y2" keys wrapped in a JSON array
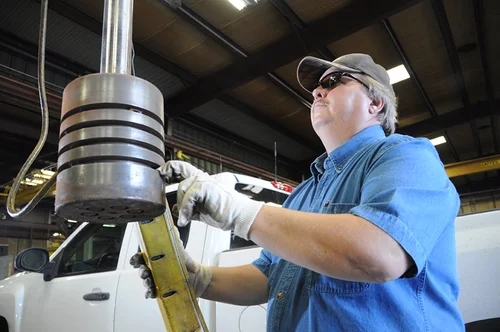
[
  {"x1": 100, "y1": 0, "x2": 134, "y2": 74},
  {"x1": 56, "y1": 163, "x2": 165, "y2": 222},
  {"x1": 60, "y1": 74, "x2": 164, "y2": 123},
  {"x1": 56, "y1": 73, "x2": 166, "y2": 223},
  {"x1": 59, "y1": 108, "x2": 164, "y2": 139}
]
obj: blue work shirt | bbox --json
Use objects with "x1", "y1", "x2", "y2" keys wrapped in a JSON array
[{"x1": 252, "y1": 125, "x2": 464, "y2": 331}]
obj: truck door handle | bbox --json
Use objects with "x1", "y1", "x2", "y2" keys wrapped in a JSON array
[{"x1": 83, "y1": 292, "x2": 110, "y2": 301}]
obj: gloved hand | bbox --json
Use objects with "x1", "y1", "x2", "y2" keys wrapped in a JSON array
[
  {"x1": 177, "y1": 175, "x2": 264, "y2": 240},
  {"x1": 157, "y1": 160, "x2": 208, "y2": 183},
  {"x1": 129, "y1": 227, "x2": 212, "y2": 299}
]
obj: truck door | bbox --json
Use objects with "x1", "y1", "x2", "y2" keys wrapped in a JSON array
[{"x1": 22, "y1": 223, "x2": 127, "y2": 332}]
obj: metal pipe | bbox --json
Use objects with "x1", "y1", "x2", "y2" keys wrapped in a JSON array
[{"x1": 100, "y1": 0, "x2": 134, "y2": 74}]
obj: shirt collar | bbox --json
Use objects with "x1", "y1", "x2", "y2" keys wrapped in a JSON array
[{"x1": 310, "y1": 125, "x2": 385, "y2": 181}]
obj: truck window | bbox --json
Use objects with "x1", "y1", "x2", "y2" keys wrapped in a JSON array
[
  {"x1": 231, "y1": 184, "x2": 289, "y2": 249},
  {"x1": 55, "y1": 224, "x2": 126, "y2": 277},
  {"x1": 235, "y1": 184, "x2": 288, "y2": 206},
  {"x1": 136, "y1": 192, "x2": 192, "y2": 254},
  {"x1": 166, "y1": 191, "x2": 191, "y2": 247}
]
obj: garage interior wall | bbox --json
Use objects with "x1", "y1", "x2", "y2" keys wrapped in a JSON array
[{"x1": 459, "y1": 190, "x2": 500, "y2": 215}]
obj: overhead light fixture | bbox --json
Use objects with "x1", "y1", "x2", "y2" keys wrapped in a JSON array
[
  {"x1": 20, "y1": 180, "x2": 37, "y2": 186},
  {"x1": 228, "y1": 0, "x2": 258, "y2": 10},
  {"x1": 430, "y1": 136, "x2": 446, "y2": 146},
  {"x1": 103, "y1": 224, "x2": 116, "y2": 228},
  {"x1": 40, "y1": 169, "x2": 55, "y2": 176},
  {"x1": 387, "y1": 64, "x2": 410, "y2": 85},
  {"x1": 29, "y1": 178, "x2": 45, "y2": 185},
  {"x1": 34, "y1": 173, "x2": 52, "y2": 180},
  {"x1": 67, "y1": 220, "x2": 78, "y2": 223},
  {"x1": 52, "y1": 232, "x2": 61, "y2": 237}
]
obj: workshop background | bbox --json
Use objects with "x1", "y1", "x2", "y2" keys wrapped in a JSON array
[{"x1": 0, "y1": 0, "x2": 499, "y2": 270}]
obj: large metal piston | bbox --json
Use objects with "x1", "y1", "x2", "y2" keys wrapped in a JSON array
[{"x1": 55, "y1": 73, "x2": 166, "y2": 222}]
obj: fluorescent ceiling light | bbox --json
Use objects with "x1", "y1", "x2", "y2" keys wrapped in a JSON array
[
  {"x1": 228, "y1": 0, "x2": 258, "y2": 10},
  {"x1": 387, "y1": 64, "x2": 410, "y2": 85},
  {"x1": 430, "y1": 136, "x2": 446, "y2": 146},
  {"x1": 103, "y1": 224, "x2": 116, "y2": 228},
  {"x1": 67, "y1": 220, "x2": 78, "y2": 223},
  {"x1": 41, "y1": 169, "x2": 55, "y2": 176},
  {"x1": 20, "y1": 180, "x2": 37, "y2": 186},
  {"x1": 228, "y1": 0, "x2": 246, "y2": 10},
  {"x1": 34, "y1": 173, "x2": 52, "y2": 180}
]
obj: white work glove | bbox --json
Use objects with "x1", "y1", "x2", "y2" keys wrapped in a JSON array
[
  {"x1": 129, "y1": 227, "x2": 212, "y2": 299},
  {"x1": 157, "y1": 160, "x2": 209, "y2": 183},
  {"x1": 177, "y1": 175, "x2": 265, "y2": 240}
]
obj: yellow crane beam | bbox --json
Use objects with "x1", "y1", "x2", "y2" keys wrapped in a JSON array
[{"x1": 445, "y1": 154, "x2": 500, "y2": 178}]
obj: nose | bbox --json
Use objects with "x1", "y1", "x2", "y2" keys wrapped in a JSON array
[{"x1": 312, "y1": 86, "x2": 328, "y2": 100}]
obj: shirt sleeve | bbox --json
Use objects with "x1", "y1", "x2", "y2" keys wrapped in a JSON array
[
  {"x1": 252, "y1": 249, "x2": 273, "y2": 277},
  {"x1": 349, "y1": 137, "x2": 460, "y2": 276}
]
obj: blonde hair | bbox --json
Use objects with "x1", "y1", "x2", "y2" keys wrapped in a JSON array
[{"x1": 358, "y1": 75, "x2": 399, "y2": 136}]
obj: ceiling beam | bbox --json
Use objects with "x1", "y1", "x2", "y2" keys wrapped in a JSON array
[
  {"x1": 0, "y1": 75, "x2": 62, "y2": 119},
  {"x1": 47, "y1": 0, "x2": 197, "y2": 84},
  {"x1": 13, "y1": 1, "x2": 317, "y2": 156},
  {"x1": 445, "y1": 154, "x2": 500, "y2": 178},
  {"x1": 165, "y1": 0, "x2": 425, "y2": 117},
  {"x1": 164, "y1": 2, "x2": 246, "y2": 58},
  {"x1": 431, "y1": 0, "x2": 483, "y2": 156},
  {"x1": 398, "y1": 99, "x2": 499, "y2": 137},
  {"x1": 455, "y1": 176, "x2": 500, "y2": 196},
  {"x1": 217, "y1": 95, "x2": 321, "y2": 152},
  {"x1": 266, "y1": 73, "x2": 311, "y2": 109},
  {"x1": 164, "y1": 134, "x2": 300, "y2": 186},
  {"x1": 316, "y1": 47, "x2": 336, "y2": 61},
  {"x1": 269, "y1": 0, "x2": 337, "y2": 62},
  {"x1": 0, "y1": 220, "x2": 59, "y2": 231},
  {"x1": 0, "y1": 71, "x2": 309, "y2": 176},
  {"x1": 0, "y1": 229, "x2": 55, "y2": 241},
  {"x1": 269, "y1": 0, "x2": 305, "y2": 29},
  {"x1": 0, "y1": 116, "x2": 59, "y2": 146},
  {"x1": 0, "y1": 28, "x2": 93, "y2": 77},
  {"x1": 161, "y1": 1, "x2": 313, "y2": 109},
  {"x1": 178, "y1": 111, "x2": 316, "y2": 165},
  {"x1": 383, "y1": 19, "x2": 459, "y2": 161},
  {"x1": 473, "y1": 0, "x2": 499, "y2": 154}
]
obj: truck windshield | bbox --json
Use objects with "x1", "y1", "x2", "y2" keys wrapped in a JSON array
[
  {"x1": 234, "y1": 183, "x2": 288, "y2": 206},
  {"x1": 231, "y1": 183, "x2": 289, "y2": 249}
]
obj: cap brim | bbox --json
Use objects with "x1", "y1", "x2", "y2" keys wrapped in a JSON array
[{"x1": 297, "y1": 56, "x2": 360, "y2": 93}]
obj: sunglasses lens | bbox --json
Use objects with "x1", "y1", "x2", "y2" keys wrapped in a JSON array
[{"x1": 313, "y1": 73, "x2": 345, "y2": 90}]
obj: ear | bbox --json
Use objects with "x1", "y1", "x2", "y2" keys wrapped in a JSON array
[{"x1": 369, "y1": 98, "x2": 385, "y2": 115}]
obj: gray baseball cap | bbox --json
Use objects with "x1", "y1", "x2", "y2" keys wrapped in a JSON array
[{"x1": 297, "y1": 53, "x2": 393, "y2": 94}]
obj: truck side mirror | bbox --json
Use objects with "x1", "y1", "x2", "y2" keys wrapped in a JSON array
[{"x1": 15, "y1": 248, "x2": 50, "y2": 272}]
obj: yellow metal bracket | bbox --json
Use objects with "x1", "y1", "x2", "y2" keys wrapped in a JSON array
[{"x1": 138, "y1": 211, "x2": 208, "y2": 332}]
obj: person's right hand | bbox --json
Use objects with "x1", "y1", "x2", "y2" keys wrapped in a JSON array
[
  {"x1": 129, "y1": 227, "x2": 212, "y2": 299},
  {"x1": 157, "y1": 160, "x2": 209, "y2": 184}
]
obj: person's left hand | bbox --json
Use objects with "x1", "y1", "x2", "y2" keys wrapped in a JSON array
[
  {"x1": 176, "y1": 176, "x2": 264, "y2": 240},
  {"x1": 129, "y1": 226, "x2": 212, "y2": 299}
]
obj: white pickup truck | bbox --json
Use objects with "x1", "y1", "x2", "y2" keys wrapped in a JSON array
[
  {"x1": 0, "y1": 173, "x2": 290, "y2": 332},
  {"x1": 0, "y1": 174, "x2": 499, "y2": 331}
]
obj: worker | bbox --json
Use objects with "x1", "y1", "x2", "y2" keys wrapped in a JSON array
[{"x1": 132, "y1": 54, "x2": 464, "y2": 331}]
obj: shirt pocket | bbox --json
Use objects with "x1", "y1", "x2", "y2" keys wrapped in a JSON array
[
  {"x1": 306, "y1": 271, "x2": 371, "y2": 294},
  {"x1": 307, "y1": 202, "x2": 371, "y2": 294}
]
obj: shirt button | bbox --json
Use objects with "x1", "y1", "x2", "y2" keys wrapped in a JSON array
[
  {"x1": 277, "y1": 291, "x2": 284, "y2": 300},
  {"x1": 337, "y1": 167, "x2": 342, "y2": 171}
]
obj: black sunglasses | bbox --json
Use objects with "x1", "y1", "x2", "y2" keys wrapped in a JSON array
[{"x1": 312, "y1": 72, "x2": 368, "y2": 91}]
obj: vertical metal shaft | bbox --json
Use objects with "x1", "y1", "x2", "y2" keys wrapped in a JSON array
[{"x1": 100, "y1": 0, "x2": 134, "y2": 74}]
